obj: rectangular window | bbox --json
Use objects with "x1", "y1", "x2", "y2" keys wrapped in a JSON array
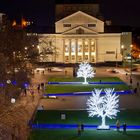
[
  {"x1": 106, "y1": 51, "x2": 115, "y2": 54},
  {"x1": 65, "y1": 56, "x2": 69, "y2": 62},
  {"x1": 63, "y1": 24, "x2": 71, "y2": 27},
  {"x1": 78, "y1": 56, "x2": 82, "y2": 62},
  {"x1": 88, "y1": 24, "x2": 96, "y2": 27}
]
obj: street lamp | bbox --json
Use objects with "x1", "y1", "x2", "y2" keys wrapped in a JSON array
[
  {"x1": 130, "y1": 45, "x2": 133, "y2": 77},
  {"x1": 121, "y1": 45, "x2": 124, "y2": 67}
]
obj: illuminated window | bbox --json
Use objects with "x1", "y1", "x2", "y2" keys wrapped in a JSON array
[
  {"x1": 91, "y1": 55, "x2": 95, "y2": 62},
  {"x1": 78, "y1": 56, "x2": 82, "y2": 62},
  {"x1": 85, "y1": 55, "x2": 88, "y2": 60},
  {"x1": 65, "y1": 45, "x2": 69, "y2": 52},
  {"x1": 91, "y1": 46, "x2": 95, "y2": 52},
  {"x1": 65, "y1": 56, "x2": 69, "y2": 62},
  {"x1": 71, "y1": 55, "x2": 75, "y2": 60},
  {"x1": 84, "y1": 45, "x2": 88, "y2": 52}
]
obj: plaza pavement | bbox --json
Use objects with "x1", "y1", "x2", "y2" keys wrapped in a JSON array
[
  {"x1": 0, "y1": 66, "x2": 140, "y2": 140},
  {"x1": 39, "y1": 67, "x2": 140, "y2": 110}
]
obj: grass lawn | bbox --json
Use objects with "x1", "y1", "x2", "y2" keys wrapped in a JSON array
[
  {"x1": 34, "y1": 110, "x2": 140, "y2": 125},
  {"x1": 45, "y1": 77, "x2": 130, "y2": 94},
  {"x1": 47, "y1": 77, "x2": 124, "y2": 82},
  {"x1": 28, "y1": 129, "x2": 140, "y2": 140}
]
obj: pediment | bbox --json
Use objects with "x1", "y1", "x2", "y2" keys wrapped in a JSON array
[
  {"x1": 56, "y1": 11, "x2": 103, "y2": 24},
  {"x1": 62, "y1": 25, "x2": 98, "y2": 35}
]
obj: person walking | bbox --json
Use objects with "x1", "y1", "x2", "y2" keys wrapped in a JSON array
[
  {"x1": 77, "y1": 124, "x2": 81, "y2": 136},
  {"x1": 116, "y1": 120, "x2": 120, "y2": 131},
  {"x1": 81, "y1": 123, "x2": 84, "y2": 132},
  {"x1": 123, "y1": 123, "x2": 127, "y2": 134}
]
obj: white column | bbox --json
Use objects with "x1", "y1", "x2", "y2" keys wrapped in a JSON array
[
  {"x1": 95, "y1": 39, "x2": 98, "y2": 63},
  {"x1": 75, "y1": 39, "x2": 78, "y2": 63},
  {"x1": 63, "y1": 39, "x2": 65, "y2": 63},
  {"x1": 69, "y1": 39, "x2": 71, "y2": 63},
  {"x1": 82, "y1": 39, "x2": 85, "y2": 61},
  {"x1": 88, "y1": 39, "x2": 91, "y2": 62}
]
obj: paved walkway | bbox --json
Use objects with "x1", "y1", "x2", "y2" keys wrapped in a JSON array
[
  {"x1": 0, "y1": 75, "x2": 46, "y2": 140},
  {"x1": 39, "y1": 67, "x2": 140, "y2": 110},
  {"x1": 0, "y1": 66, "x2": 140, "y2": 140}
]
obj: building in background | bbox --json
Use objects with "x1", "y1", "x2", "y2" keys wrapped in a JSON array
[{"x1": 38, "y1": 11, "x2": 132, "y2": 64}]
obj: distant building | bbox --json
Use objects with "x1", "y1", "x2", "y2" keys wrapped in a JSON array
[
  {"x1": 38, "y1": 11, "x2": 132, "y2": 63},
  {"x1": 56, "y1": 3, "x2": 103, "y2": 21},
  {"x1": 0, "y1": 13, "x2": 6, "y2": 25}
]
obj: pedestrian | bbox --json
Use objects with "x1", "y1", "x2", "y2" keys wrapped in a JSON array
[
  {"x1": 130, "y1": 78, "x2": 132, "y2": 85},
  {"x1": 126, "y1": 73, "x2": 128, "y2": 76},
  {"x1": 24, "y1": 88, "x2": 26, "y2": 95},
  {"x1": 81, "y1": 123, "x2": 84, "y2": 132},
  {"x1": 37, "y1": 84, "x2": 40, "y2": 93},
  {"x1": 137, "y1": 82, "x2": 139, "y2": 87},
  {"x1": 77, "y1": 124, "x2": 81, "y2": 136},
  {"x1": 116, "y1": 120, "x2": 120, "y2": 131},
  {"x1": 134, "y1": 87, "x2": 137, "y2": 94},
  {"x1": 31, "y1": 90, "x2": 35, "y2": 101},
  {"x1": 122, "y1": 123, "x2": 127, "y2": 134}
]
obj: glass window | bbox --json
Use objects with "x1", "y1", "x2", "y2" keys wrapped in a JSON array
[
  {"x1": 84, "y1": 45, "x2": 88, "y2": 52},
  {"x1": 106, "y1": 51, "x2": 115, "y2": 54},
  {"x1": 71, "y1": 55, "x2": 75, "y2": 60},
  {"x1": 65, "y1": 56, "x2": 69, "y2": 62},
  {"x1": 78, "y1": 56, "x2": 82, "y2": 62},
  {"x1": 88, "y1": 24, "x2": 96, "y2": 27},
  {"x1": 63, "y1": 24, "x2": 71, "y2": 27},
  {"x1": 65, "y1": 45, "x2": 69, "y2": 52}
]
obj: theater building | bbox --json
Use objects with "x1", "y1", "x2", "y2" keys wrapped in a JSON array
[{"x1": 38, "y1": 11, "x2": 132, "y2": 64}]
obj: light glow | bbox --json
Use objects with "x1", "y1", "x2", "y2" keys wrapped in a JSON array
[
  {"x1": 87, "y1": 88, "x2": 119, "y2": 129},
  {"x1": 77, "y1": 62, "x2": 95, "y2": 84}
]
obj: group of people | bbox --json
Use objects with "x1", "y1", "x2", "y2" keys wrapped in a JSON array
[{"x1": 116, "y1": 120, "x2": 127, "y2": 134}]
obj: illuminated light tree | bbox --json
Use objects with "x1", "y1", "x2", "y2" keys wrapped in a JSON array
[
  {"x1": 86, "y1": 88, "x2": 119, "y2": 129},
  {"x1": 77, "y1": 62, "x2": 95, "y2": 84}
]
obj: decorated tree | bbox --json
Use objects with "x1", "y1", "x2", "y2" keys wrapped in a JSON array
[
  {"x1": 86, "y1": 88, "x2": 119, "y2": 129},
  {"x1": 77, "y1": 62, "x2": 95, "y2": 84}
]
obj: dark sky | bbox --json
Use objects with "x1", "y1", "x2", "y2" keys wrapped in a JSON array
[{"x1": 0, "y1": 0, "x2": 140, "y2": 28}]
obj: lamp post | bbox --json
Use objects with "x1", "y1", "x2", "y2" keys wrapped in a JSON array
[
  {"x1": 121, "y1": 45, "x2": 124, "y2": 68},
  {"x1": 130, "y1": 45, "x2": 133, "y2": 78}
]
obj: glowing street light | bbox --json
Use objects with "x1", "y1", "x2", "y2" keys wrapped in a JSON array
[
  {"x1": 130, "y1": 45, "x2": 133, "y2": 77},
  {"x1": 121, "y1": 45, "x2": 124, "y2": 67}
]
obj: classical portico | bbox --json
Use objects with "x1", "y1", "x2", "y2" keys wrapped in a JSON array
[{"x1": 63, "y1": 37, "x2": 96, "y2": 63}]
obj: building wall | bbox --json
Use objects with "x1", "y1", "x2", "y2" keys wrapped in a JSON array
[
  {"x1": 97, "y1": 34, "x2": 122, "y2": 62},
  {"x1": 55, "y1": 11, "x2": 104, "y2": 33}
]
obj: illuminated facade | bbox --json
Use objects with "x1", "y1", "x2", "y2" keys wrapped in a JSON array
[{"x1": 38, "y1": 11, "x2": 131, "y2": 63}]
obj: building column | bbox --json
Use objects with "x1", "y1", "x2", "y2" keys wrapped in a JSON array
[
  {"x1": 63, "y1": 39, "x2": 65, "y2": 63},
  {"x1": 69, "y1": 39, "x2": 71, "y2": 63},
  {"x1": 82, "y1": 39, "x2": 85, "y2": 61},
  {"x1": 95, "y1": 39, "x2": 98, "y2": 63},
  {"x1": 75, "y1": 39, "x2": 78, "y2": 63},
  {"x1": 88, "y1": 39, "x2": 91, "y2": 62}
]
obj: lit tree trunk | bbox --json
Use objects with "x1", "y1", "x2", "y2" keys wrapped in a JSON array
[
  {"x1": 84, "y1": 76, "x2": 87, "y2": 84},
  {"x1": 101, "y1": 115, "x2": 106, "y2": 127},
  {"x1": 98, "y1": 115, "x2": 109, "y2": 129}
]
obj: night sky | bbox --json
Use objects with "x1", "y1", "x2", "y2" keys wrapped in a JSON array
[{"x1": 1, "y1": 0, "x2": 140, "y2": 28}]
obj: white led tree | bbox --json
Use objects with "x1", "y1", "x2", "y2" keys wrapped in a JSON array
[
  {"x1": 77, "y1": 62, "x2": 95, "y2": 84},
  {"x1": 86, "y1": 88, "x2": 119, "y2": 129}
]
